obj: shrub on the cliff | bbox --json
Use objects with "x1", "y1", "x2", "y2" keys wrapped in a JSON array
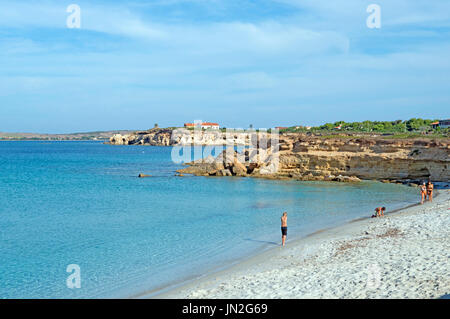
[{"x1": 285, "y1": 118, "x2": 443, "y2": 134}]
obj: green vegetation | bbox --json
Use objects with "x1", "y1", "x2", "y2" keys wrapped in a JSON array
[{"x1": 279, "y1": 118, "x2": 449, "y2": 138}]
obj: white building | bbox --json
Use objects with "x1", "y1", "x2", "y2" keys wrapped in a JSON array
[{"x1": 184, "y1": 122, "x2": 220, "y2": 130}]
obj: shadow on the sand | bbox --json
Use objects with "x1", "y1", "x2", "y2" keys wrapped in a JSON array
[{"x1": 244, "y1": 238, "x2": 279, "y2": 246}]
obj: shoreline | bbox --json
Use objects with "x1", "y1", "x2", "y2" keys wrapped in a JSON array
[
  {"x1": 133, "y1": 188, "x2": 419, "y2": 298},
  {"x1": 152, "y1": 189, "x2": 449, "y2": 299}
]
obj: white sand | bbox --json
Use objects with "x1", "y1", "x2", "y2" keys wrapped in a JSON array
[{"x1": 161, "y1": 190, "x2": 449, "y2": 299}]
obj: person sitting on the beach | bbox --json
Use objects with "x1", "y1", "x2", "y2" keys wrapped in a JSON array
[
  {"x1": 420, "y1": 182, "x2": 427, "y2": 204},
  {"x1": 427, "y1": 181, "x2": 434, "y2": 202},
  {"x1": 373, "y1": 207, "x2": 386, "y2": 217},
  {"x1": 281, "y1": 212, "x2": 288, "y2": 246}
]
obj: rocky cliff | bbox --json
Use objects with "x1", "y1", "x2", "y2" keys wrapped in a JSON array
[
  {"x1": 109, "y1": 128, "x2": 174, "y2": 146},
  {"x1": 178, "y1": 134, "x2": 450, "y2": 182},
  {"x1": 108, "y1": 129, "x2": 449, "y2": 182},
  {"x1": 108, "y1": 128, "x2": 268, "y2": 146}
]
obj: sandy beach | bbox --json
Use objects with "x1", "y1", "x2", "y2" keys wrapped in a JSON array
[{"x1": 160, "y1": 189, "x2": 449, "y2": 299}]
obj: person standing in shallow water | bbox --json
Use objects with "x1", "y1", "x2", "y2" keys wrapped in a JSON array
[{"x1": 281, "y1": 212, "x2": 288, "y2": 246}]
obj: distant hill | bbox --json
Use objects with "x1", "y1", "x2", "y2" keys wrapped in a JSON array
[{"x1": 0, "y1": 130, "x2": 137, "y2": 141}]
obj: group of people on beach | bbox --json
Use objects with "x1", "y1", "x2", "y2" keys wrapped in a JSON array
[
  {"x1": 280, "y1": 180, "x2": 435, "y2": 246},
  {"x1": 420, "y1": 181, "x2": 434, "y2": 204},
  {"x1": 371, "y1": 180, "x2": 435, "y2": 219}
]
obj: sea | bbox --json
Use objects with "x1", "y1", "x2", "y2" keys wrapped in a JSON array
[{"x1": 0, "y1": 141, "x2": 419, "y2": 298}]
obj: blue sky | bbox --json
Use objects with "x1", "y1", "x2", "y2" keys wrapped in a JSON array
[{"x1": 0, "y1": 0, "x2": 449, "y2": 133}]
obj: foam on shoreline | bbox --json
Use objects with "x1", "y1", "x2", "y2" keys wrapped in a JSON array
[{"x1": 155, "y1": 190, "x2": 449, "y2": 299}]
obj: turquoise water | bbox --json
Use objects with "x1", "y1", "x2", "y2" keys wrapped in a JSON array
[{"x1": 0, "y1": 141, "x2": 419, "y2": 298}]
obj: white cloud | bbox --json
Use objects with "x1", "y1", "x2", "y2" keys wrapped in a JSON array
[
  {"x1": 0, "y1": 0, "x2": 449, "y2": 131},
  {"x1": 0, "y1": 1, "x2": 349, "y2": 56}
]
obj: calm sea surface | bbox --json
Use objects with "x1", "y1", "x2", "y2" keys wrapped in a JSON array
[{"x1": 0, "y1": 141, "x2": 419, "y2": 298}]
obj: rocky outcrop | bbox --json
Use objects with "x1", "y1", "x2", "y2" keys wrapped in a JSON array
[
  {"x1": 108, "y1": 128, "x2": 273, "y2": 146},
  {"x1": 278, "y1": 135, "x2": 450, "y2": 182},
  {"x1": 109, "y1": 129, "x2": 449, "y2": 182},
  {"x1": 178, "y1": 135, "x2": 450, "y2": 182},
  {"x1": 109, "y1": 128, "x2": 173, "y2": 146}
]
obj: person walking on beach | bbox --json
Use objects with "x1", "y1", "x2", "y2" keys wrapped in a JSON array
[
  {"x1": 281, "y1": 212, "x2": 288, "y2": 246},
  {"x1": 420, "y1": 182, "x2": 427, "y2": 204},
  {"x1": 427, "y1": 181, "x2": 434, "y2": 202}
]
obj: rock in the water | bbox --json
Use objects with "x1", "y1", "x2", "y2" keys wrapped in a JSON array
[
  {"x1": 231, "y1": 159, "x2": 248, "y2": 176},
  {"x1": 217, "y1": 169, "x2": 232, "y2": 176},
  {"x1": 334, "y1": 175, "x2": 361, "y2": 183}
]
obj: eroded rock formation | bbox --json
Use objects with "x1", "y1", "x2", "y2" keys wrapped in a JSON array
[
  {"x1": 178, "y1": 134, "x2": 450, "y2": 182},
  {"x1": 108, "y1": 129, "x2": 449, "y2": 182},
  {"x1": 109, "y1": 128, "x2": 173, "y2": 146}
]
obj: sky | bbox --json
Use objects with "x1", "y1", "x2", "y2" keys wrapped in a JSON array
[{"x1": 0, "y1": 0, "x2": 449, "y2": 133}]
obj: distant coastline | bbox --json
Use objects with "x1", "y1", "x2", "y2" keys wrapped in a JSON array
[{"x1": 0, "y1": 130, "x2": 136, "y2": 141}]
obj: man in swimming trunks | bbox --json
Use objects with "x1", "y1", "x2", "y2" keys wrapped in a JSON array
[
  {"x1": 281, "y1": 212, "x2": 287, "y2": 246},
  {"x1": 427, "y1": 181, "x2": 434, "y2": 202},
  {"x1": 420, "y1": 182, "x2": 427, "y2": 204}
]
